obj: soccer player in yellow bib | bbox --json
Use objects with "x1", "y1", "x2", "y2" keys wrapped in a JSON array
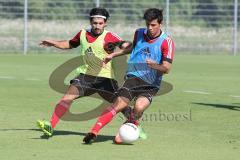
[{"x1": 37, "y1": 8, "x2": 132, "y2": 137}]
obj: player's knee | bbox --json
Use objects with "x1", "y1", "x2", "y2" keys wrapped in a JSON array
[
  {"x1": 133, "y1": 106, "x2": 144, "y2": 114},
  {"x1": 61, "y1": 95, "x2": 75, "y2": 103},
  {"x1": 134, "y1": 102, "x2": 148, "y2": 113},
  {"x1": 67, "y1": 85, "x2": 80, "y2": 96},
  {"x1": 113, "y1": 97, "x2": 129, "y2": 112}
]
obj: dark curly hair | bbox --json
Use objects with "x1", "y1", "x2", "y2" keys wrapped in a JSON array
[
  {"x1": 89, "y1": 7, "x2": 110, "y2": 22},
  {"x1": 143, "y1": 8, "x2": 163, "y2": 23}
]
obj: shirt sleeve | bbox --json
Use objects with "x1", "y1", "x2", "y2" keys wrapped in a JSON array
[
  {"x1": 104, "y1": 31, "x2": 122, "y2": 43},
  {"x1": 69, "y1": 30, "x2": 82, "y2": 48},
  {"x1": 161, "y1": 36, "x2": 174, "y2": 63},
  {"x1": 103, "y1": 32, "x2": 123, "y2": 53}
]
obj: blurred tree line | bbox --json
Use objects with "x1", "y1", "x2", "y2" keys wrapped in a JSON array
[{"x1": 0, "y1": 0, "x2": 238, "y2": 27}]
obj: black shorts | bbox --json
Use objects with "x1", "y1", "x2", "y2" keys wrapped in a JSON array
[
  {"x1": 118, "y1": 75, "x2": 159, "y2": 103},
  {"x1": 70, "y1": 73, "x2": 118, "y2": 103}
]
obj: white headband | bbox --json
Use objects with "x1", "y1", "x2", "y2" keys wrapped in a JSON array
[{"x1": 90, "y1": 15, "x2": 107, "y2": 19}]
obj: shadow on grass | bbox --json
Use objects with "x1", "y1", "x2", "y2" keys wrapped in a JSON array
[
  {"x1": 192, "y1": 102, "x2": 240, "y2": 111},
  {"x1": 0, "y1": 128, "x2": 115, "y2": 143},
  {"x1": 112, "y1": 142, "x2": 134, "y2": 146}
]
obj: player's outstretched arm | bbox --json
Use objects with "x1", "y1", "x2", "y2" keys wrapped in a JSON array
[{"x1": 39, "y1": 40, "x2": 72, "y2": 49}]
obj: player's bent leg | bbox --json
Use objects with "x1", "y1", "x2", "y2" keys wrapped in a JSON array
[
  {"x1": 83, "y1": 96, "x2": 130, "y2": 144},
  {"x1": 134, "y1": 96, "x2": 150, "y2": 119},
  {"x1": 121, "y1": 106, "x2": 133, "y2": 120},
  {"x1": 97, "y1": 86, "x2": 132, "y2": 121},
  {"x1": 114, "y1": 97, "x2": 149, "y2": 143},
  {"x1": 37, "y1": 85, "x2": 79, "y2": 136},
  {"x1": 50, "y1": 85, "x2": 79, "y2": 127},
  {"x1": 133, "y1": 96, "x2": 151, "y2": 140}
]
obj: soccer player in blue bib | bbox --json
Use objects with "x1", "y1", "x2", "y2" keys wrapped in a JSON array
[{"x1": 83, "y1": 8, "x2": 174, "y2": 144}]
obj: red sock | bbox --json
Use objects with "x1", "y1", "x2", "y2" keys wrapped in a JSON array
[
  {"x1": 128, "y1": 110, "x2": 139, "y2": 126},
  {"x1": 132, "y1": 120, "x2": 139, "y2": 126},
  {"x1": 50, "y1": 99, "x2": 72, "y2": 128},
  {"x1": 91, "y1": 106, "x2": 116, "y2": 135}
]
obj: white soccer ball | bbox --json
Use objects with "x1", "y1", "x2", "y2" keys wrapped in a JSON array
[{"x1": 119, "y1": 123, "x2": 139, "y2": 143}]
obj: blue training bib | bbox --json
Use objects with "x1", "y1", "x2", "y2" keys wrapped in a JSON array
[{"x1": 126, "y1": 28, "x2": 167, "y2": 88}]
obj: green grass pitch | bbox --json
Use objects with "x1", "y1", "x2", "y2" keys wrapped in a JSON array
[{"x1": 0, "y1": 54, "x2": 240, "y2": 160}]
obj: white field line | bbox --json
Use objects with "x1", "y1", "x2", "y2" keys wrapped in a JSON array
[
  {"x1": 25, "y1": 78, "x2": 42, "y2": 81},
  {"x1": 229, "y1": 95, "x2": 240, "y2": 98},
  {"x1": 0, "y1": 76, "x2": 42, "y2": 81},
  {"x1": 0, "y1": 76, "x2": 15, "y2": 79},
  {"x1": 183, "y1": 90, "x2": 212, "y2": 95}
]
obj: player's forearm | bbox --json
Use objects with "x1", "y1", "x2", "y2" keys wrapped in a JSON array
[
  {"x1": 154, "y1": 64, "x2": 171, "y2": 74},
  {"x1": 147, "y1": 61, "x2": 172, "y2": 74},
  {"x1": 111, "y1": 49, "x2": 129, "y2": 58},
  {"x1": 112, "y1": 42, "x2": 133, "y2": 58},
  {"x1": 52, "y1": 40, "x2": 71, "y2": 49},
  {"x1": 146, "y1": 59, "x2": 172, "y2": 74}
]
